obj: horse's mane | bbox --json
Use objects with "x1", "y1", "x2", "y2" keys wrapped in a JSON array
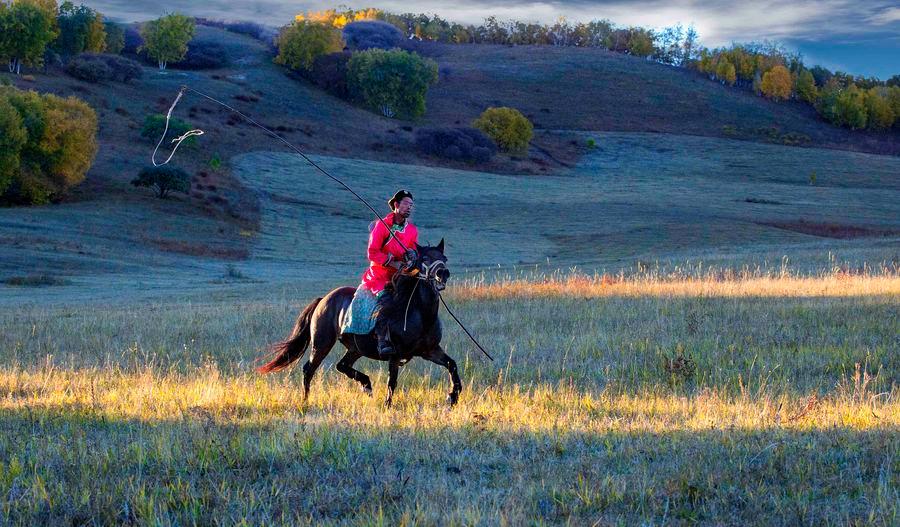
[{"x1": 375, "y1": 273, "x2": 436, "y2": 324}]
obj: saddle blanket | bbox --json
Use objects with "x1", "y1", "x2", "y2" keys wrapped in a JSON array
[{"x1": 341, "y1": 285, "x2": 381, "y2": 335}]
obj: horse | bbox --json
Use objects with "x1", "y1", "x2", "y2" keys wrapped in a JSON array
[{"x1": 256, "y1": 240, "x2": 462, "y2": 407}]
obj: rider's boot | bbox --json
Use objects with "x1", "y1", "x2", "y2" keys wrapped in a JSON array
[{"x1": 376, "y1": 325, "x2": 395, "y2": 357}]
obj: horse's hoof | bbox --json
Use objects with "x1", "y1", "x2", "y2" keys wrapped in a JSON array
[
  {"x1": 447, "y1": 393, "x2": 458, "y2": 406},
  {"x1": 384, "y1": 398, "x2": 393, "y2": 408},
  {"x1": 362, "y1": 385, "x2": 373, "y2": 396}
]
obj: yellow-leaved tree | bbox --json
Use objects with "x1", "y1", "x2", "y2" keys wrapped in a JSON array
[{"x1": 760, "y1": 65, "x2": 792, "y2": 101}]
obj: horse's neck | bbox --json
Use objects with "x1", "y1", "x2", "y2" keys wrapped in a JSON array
[{"x1": 396, "y1": 276, "x2": 439, "y2": 321}]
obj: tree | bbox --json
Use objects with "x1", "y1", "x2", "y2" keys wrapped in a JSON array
[
  {"x1": 760, "y1": 65, "x2": 792, "y2": 101},
  {"x1": 131, "y1": 165, "x2": 190, "y2": 198},
  {"x1": 0, "y1": 85, "x2": 97, "y2": 204},
  {"x1": 627, "y1": 28, "x2": 655, "y2": 57},
  {"x1": 887, "y1": 87, "x2": 900, "y2": 129},
  {"x1": 0, "y1": 2, "x2": 58, "y2": 74},
  {"x1": 54, "y1": 1, "x2": 106, "y2": 56},
  {"x1": 715, "y1": 59, "x2": 736, "y2": 86},
  {"x1": 795, "y1": 69, "x2": 817, "y2": 103},
  {"x1": 819, "y1": 83, "x2": 867, "y2": 129},
  {"x1": 140, "y1": 13, "x2": 194, "y2": 70},
  {"x1": 0, "y1": 95, "x2": 27, "y2": 195},
  {"x1": 274, "y1": 20, "x2": 343, "y2": 71},
  {"x1": 473, "y1": 107, "x2": 534, "y2": 153},
  {"x1": 103, "y1": 20, "x2": 124, "y2": 54},
  {"x1": 864, "y1": 88, "x2": 895, "y2": 130},
  {"x1": 347, "y1": 49, "x2": 438, "y2": 119}
]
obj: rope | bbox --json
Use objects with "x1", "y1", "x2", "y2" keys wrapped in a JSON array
[{"x1": 153, "y1": 85, "x2": 493, "y2": 362}]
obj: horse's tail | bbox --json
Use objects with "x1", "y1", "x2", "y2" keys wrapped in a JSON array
[{"x1": 257, "y1": 297, "x2": 323, "y2": 374}]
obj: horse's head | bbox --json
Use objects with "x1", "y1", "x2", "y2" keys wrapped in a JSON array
[{"x1": 414, "y1": 239, "x2": 450, "y2": 291}]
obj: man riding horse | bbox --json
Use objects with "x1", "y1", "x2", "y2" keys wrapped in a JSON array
[
  {"x1": 342, "y1": 189, "x2": 419, "y2": 357},
  {"x1": 257, "y1": 188, "x2": 462, "y2": 406}
]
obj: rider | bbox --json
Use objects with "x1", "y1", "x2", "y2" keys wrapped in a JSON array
[{"x1": 361, "y1": 189, "x2": 419, "y2": 357}]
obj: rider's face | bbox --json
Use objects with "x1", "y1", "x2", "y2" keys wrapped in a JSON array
[{"x1": 394, "y1": 197, "x2": 414, "y2": 218}]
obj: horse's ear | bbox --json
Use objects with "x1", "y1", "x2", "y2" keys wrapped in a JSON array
[{"x1": 437, "y1": 238, "x2": 444, "y2": 253}]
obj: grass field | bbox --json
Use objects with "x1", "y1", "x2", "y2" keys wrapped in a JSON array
[{"x1": 0, "y1": 264, "x2": 897, "y2": 525}]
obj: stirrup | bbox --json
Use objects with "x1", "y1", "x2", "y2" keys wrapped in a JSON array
[{"x1": 377, "y1": 334, "x2": 395, "y2": 357}]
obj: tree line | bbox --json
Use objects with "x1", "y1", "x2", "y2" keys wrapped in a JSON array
[{"x1": 285, "y1": 7, "x2": 899, "y2": 132}]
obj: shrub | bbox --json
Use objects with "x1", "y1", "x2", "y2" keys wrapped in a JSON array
[
  {"x1": 54, "y1": 2, "x2": 106, "y2": 57},
  {"x1": 172, "y1": 39, "x2": 230, "y2": 70},
  {"x1": 473, "y1": 107, "x2": 534, "y2": 153},
  {"x1": 0, "y1": 85, "x2": 98, "y2": 205},
  {"x1": 65, "y1": 53, "x2": 111, "y2": 82},
  {"x1": 275, "y1": 21, "x2": 344, "y2": 72},
  {"x1": 347, "y1": 48, "x2": 438, "y2": 119},
  {"x1": 343, "y1": 20, "x2": 402, "y2": 50},
  {"x1": 65, "y1": 53, "x2": 142, "y2": 83},
  {"x1": 131, "y1": 165, "x2": 190, "y2": 198},
  {"x1": 305, "y1": 50, "x2": 351, "y2": 98},
  {"x1": 415, "y1": 127, "x2": 497, "y2": 163},
  {"x1": 140, "y1": 113, "x2": 197, "y2": 146},
  {"x1": 104, "y1": 21, "x2": 125, "y2": 54},
  {"x1": 140, "y1": 13, "x2": 195, "y2": 70}
]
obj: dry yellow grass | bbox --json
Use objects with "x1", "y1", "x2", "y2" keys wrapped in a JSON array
[
  {"x1": 455, "y1": 269, "x2": 900, "y2": 300},
  {"x1": 0, "y1": 265, "x2": 897, "y2": 525}
]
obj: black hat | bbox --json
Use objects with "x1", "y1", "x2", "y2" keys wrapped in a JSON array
[{"x1": 388, "y1": 189, "x2": 413, "y2": 208}]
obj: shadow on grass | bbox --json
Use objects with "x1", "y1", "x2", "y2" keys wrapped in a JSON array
[{"x1": 0, "y1": 405, "x2": 895, "y2": 525}]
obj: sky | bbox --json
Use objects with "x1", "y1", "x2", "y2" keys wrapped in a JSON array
[{"x1": 90, "y1": 0, "x2": 900, "y2": 79}]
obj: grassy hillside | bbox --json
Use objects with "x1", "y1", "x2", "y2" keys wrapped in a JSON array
[{"x1": 413, "y1": 41, "x2": 900, "y2": 155}]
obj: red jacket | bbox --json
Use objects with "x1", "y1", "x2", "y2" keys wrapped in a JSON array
[{"x1": 360, "y1": 212, "x2": 418, "y2": 294}]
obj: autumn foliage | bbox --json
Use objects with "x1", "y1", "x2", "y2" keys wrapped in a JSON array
[
  {"x1": 473, "y1": 107, "x2": 534, "y2": 153},
  {"x1": 0, "y1": 86, "x2": 98, "y2": 205}
]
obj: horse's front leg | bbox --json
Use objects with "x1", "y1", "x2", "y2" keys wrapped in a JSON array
[
  {"x1": 424, "y1": 345, "x2": 461, "y2": 406},
  {"x1": 385, "y1": 359, "x2": 400, "y2": 407}
]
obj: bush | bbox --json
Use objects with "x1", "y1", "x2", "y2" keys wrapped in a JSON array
[
  {"x1": 275, "y1": 21, "x2": 344, "y2": 72},
  {"x1": 343, "y1": 20, "x2": 403, "y2": 50},
  {"x1": 66, "y1": 53, "x2": 142, "y2": 83},
  {"x1": 140, "y1": 13, "x2": 195, "y2": 70},
  {"x1": 65, "y1": 53, "x2": 110, "y2": 82},
  {"x1": 347, "y1": 48, "x2": 438, "y2": 119},
  {"x1": 172, "y1": 38, "x2": 230, "y2": 69},
  {"x1": 473, "y1": 107, "x2": 534, "y2": 153},
  {"x1": 131, "y1": 165, "x2": 190, "y2": 198},
  {"x1": 305, "y1": 51, "x2": 351, "y2": 98},
  {"x1": 0, "y1": 86, "x2": 98, "y2": 205},
  {"x1": 415, "y1": 127, "x2": 497, "y2": 163},
  {"x1": 140, "y1": 114, "x2": 198, "y2": 146}
]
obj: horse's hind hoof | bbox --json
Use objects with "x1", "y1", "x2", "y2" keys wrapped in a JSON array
[{"x1": 447, "y1": 393, "x2": 459, "y2": 406}]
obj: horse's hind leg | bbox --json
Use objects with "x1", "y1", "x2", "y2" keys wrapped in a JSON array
[
  {"x1": 302, "y1": 319, "x2": 339, "y2": 401},
  {"x1": 336, "y1": 350, "x2": 373, "y2": 395},
  {"x1": 424, "y1": 345, "x2": 462, "y2": 406}
]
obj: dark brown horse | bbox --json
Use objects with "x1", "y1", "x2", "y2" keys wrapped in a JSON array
[{"x1": 257, "y1": 240, "x2": 462, "y2": 406}]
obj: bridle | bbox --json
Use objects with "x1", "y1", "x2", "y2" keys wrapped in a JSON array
[{"x1": 400, "y1": 256, "x2": 448, "y2": 331}]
